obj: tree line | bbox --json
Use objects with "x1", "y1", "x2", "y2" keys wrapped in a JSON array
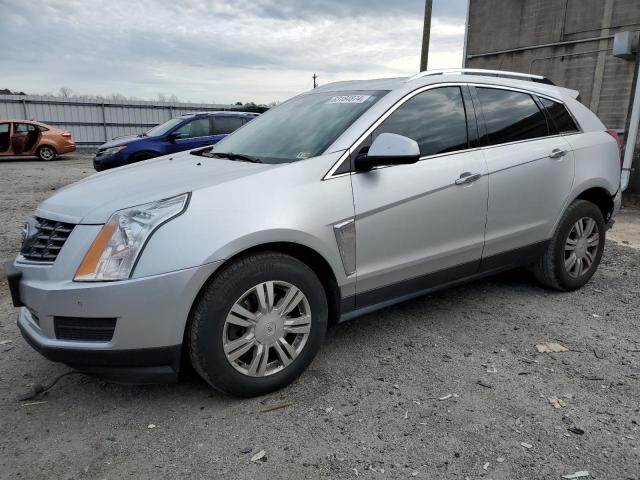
[{"x1": 1, "y1": 86, "x2": 276, "y2": 113}]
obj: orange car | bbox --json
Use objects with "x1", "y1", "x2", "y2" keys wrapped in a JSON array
[{"x1": 0, "y1": 120, "x2": 76, "y2": 161}]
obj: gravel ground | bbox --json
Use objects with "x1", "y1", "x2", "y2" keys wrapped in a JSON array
[{"x1": 0, "y1": 156, "x2": 639, "y2": 479}]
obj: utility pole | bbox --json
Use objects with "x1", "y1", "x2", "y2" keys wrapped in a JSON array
[
  {"x1": 419, "y1": 0, "x2": 433, "y2": 71},
  {"x1": 617, "y1": 31, "x2": 640, "y2": 193},
  {"x1": 312, "y1": 73, "x2": 318, "y2": 88}
]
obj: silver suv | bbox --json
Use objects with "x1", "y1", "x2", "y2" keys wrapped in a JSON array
[{"x1": 6, "y1": 69, "x2": 622, "y2": 397}]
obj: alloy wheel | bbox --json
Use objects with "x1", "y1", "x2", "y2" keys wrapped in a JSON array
[
  {"x1": 39, "y1": 147, "x2": 54, "y2": 160},
  {"x1": 223, "y1": 281, "x2": 312, "y2": 377},
  {"x1": 564, "y1": 217, "x2": 599, "y2": 278}
]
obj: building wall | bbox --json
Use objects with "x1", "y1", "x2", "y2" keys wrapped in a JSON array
[{"x1": 464, "y1": 0, "x2": 640, "y2": 194}]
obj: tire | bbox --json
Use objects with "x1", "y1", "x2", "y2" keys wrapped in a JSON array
[
  {"x1": 36, "y1": 145, "x2": 56, "y2": 161},
  {"x1": 532, "y1": 200, "x2": 605, "y2": 291},
  {"x1": 188, "y1": 252, "x2": 328, "y2": 397}
]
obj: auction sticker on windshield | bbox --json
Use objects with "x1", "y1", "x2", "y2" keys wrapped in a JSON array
[{"x1": 326, "y1": 95, "x2": 372, "y2": 104}]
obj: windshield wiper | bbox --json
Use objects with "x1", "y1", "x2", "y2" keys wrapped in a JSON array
[{"x1": 210, "y1": 152, "x2": 263, "y2": 163}]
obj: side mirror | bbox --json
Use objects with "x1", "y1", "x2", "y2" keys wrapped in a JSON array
[
  {"x1": 168, "y1": 132, "x2": 182, "y2": 143},
  {"x1": 354, "y1": 133, "x2": 420, "y2": 172}
]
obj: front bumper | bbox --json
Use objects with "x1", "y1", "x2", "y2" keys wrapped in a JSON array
[
  {"x1": 7, "y1": 259, "x2": 222, "y2": 383},
  {"x1": 93, "y1": 151, "x2": 127, "y2": 171},
  {"x1": 19, "y1": 317, "x2": 181, "y2": 383}
]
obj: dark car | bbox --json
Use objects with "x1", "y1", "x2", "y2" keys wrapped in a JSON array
[{"x1": 93, "y1": 111, "x2": 258, "y2": 171}]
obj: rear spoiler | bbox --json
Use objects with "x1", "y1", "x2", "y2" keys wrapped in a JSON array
[{"x1": 557, "y1": 87, "x2": 581, "y2": 101}]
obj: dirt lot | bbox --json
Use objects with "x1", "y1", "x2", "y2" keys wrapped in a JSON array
[{"x1": 0, "y1": 155, "x2": 639, "y2": 479}]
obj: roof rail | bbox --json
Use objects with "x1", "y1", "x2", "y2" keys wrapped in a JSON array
[{"x1": 407, "y1": 68, "x2": 555, "y2": 85}]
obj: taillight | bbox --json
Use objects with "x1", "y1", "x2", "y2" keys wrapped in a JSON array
[
  {"x1": 605, "y1": 130, "x2": 622, "y2": 164},
  {"x1": 61, "y1": 132, "x2": 72, "y2": 138}
]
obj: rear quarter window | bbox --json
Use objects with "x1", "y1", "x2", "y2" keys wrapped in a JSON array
[
  {"x1": 214, "y1": 117, "x2": 244, "y2": 135},
  {"x1": 539, "y1": 97, "x2": 580, "y2": 134}
]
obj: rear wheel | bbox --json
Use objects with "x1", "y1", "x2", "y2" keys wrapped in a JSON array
[
  {"x1": 188, "y1": 252, "x2": 328, "y2": 397},
  {"x1": 532, "y1": 200, "x2": 605, "y2": 291},
  {"x1": 36, "y1": 145, "x2": 56, "y2": 161}
]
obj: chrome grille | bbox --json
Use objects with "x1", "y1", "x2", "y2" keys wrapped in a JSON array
[{"x1": 20, "y1": 217, "x2": 75, "y2": 262}]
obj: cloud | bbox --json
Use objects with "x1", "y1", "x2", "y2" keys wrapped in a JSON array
[{"x1": 0, "y1": 0, "x2": 466, "y2": 104}]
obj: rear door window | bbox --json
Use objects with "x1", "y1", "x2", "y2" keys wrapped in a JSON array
[
  {"x1": 539, "y1": 97, "x2": 579, "y2": 134},
  {"x1": 213, "y1": 117, "x2": 244, "y2": 135},
  {"x1": 372, "y1": 86, "x2": 469, "y2": 157},
  {"x1": 174, "y1": 118, "x2": 211, "y2": 139},
  {"x1": 476, "y1": 88, "x2": 549, "y2": 145},
  {"x1": 14, "y1": 123, "x2": 36, "y2": 133}
]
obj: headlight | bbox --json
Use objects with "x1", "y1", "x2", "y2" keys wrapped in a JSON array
[
  {"x1": 102, "y1": 145, "x2": 127, "y2": 156},
  {"x1": 74, "y1": 193, "x2": 189, "y2": 281}
]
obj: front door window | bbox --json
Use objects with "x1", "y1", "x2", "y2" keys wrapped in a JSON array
[{"x1": 174, "y1": 118, "x2": 211, "y2": 139}]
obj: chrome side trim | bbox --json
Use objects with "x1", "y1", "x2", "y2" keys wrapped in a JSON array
[{"x1": 15, "y1": 255, "x2": 54, "y2": 266}]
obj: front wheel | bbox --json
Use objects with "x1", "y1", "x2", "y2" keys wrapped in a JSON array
[
  {"x1": 37, "y1": 145, "x2": 56, "y2": 161},
  {"x1": 188, "y1": 252, "x2": 328, "y2": 397},
  {"x1": 532, "y1": 200, "x2": 605, "y2": 291}
]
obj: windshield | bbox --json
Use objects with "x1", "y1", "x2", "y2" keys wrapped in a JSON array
[
  {"x1": 211, "y1": 90, "x2": 387, "y2": 164},
  {"x1": 146, "y1": 117, "x2": 185, "y2": 137}
]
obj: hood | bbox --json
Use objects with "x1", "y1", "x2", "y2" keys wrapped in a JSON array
[
  {"x1": 98, "y1": 135, "x2": 146, "y2": 149},
  {"x1": 36, "y1": 151, "x2": 275, "y2": 224}
]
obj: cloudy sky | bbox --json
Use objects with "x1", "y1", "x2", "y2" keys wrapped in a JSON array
[{"x1": 0, "y1": 0, "x2": 467, "y2": 104}]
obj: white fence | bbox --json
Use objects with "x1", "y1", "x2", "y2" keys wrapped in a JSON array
[{"x1": 0, "y1": 94, "x2": 240, "y2": 148}]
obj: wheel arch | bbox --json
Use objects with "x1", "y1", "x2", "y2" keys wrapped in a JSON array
[
  {"x1": 37, "y1": 144, "x2": 57, "y2": 154},
  {"x1": 548, "y1": 179, "x2": 617, "y2": 245},
  {"x1": 569, "y1": 183, "x2": 616, "y2": 223},
  {"x1": 576, "y1": 187, "x2": 615, "y2": 222},
  {"x1": 183, "y1": 241, "x2": 343, "y2": 351}
]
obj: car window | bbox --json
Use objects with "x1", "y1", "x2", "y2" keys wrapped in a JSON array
[
  {"x1": 0, "y1": 123, "x2": 9, "y2": 133},
  {"x1": 373, "y1": 86, "x2": 468, "y2": 157},
  {"x1": 174, "y1": 118, "x2": 211, "y2": 139},
  {"x1": 211, "y1": 90, "x2": 386, "y2": 164},
  {"x1": 146, "y1": 117, "x2": 184, "y2": 137},
  {"x1": 14, "y1": 123, "x2": 35, "y2": 133},
  {"x1": 476, "y1": 88, "x2": 549, "y2": 145},
  {"x1": 213, "y1": 117, "x2": 244, "y2": 135},
  {"x1": 539, "y1": 97, "x2": 579, "y2": 134}
]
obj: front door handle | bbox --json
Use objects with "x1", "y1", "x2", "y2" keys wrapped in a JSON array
[
  {"x1": 549, "y1": 148, "x2": 568, "y2": 159},
  {"x1": 455, "y1": 172, "x2": 482, "y2": 185}
]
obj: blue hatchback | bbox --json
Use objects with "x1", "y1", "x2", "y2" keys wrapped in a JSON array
[{"x1": 93, "y1": 111, "x2": 258, "y2": 171}]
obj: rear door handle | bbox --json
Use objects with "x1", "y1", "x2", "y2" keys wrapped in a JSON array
[
  {"x1": 549, "y1": 148, "x2": 568, "y2": 159},
  {"x1": 455, "y1": 172, "x2": 482, "y2": 185}
]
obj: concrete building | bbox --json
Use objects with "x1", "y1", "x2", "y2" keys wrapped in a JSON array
[{"x1": 464, "y1": 0, "x2": 640, "y2": 196}]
